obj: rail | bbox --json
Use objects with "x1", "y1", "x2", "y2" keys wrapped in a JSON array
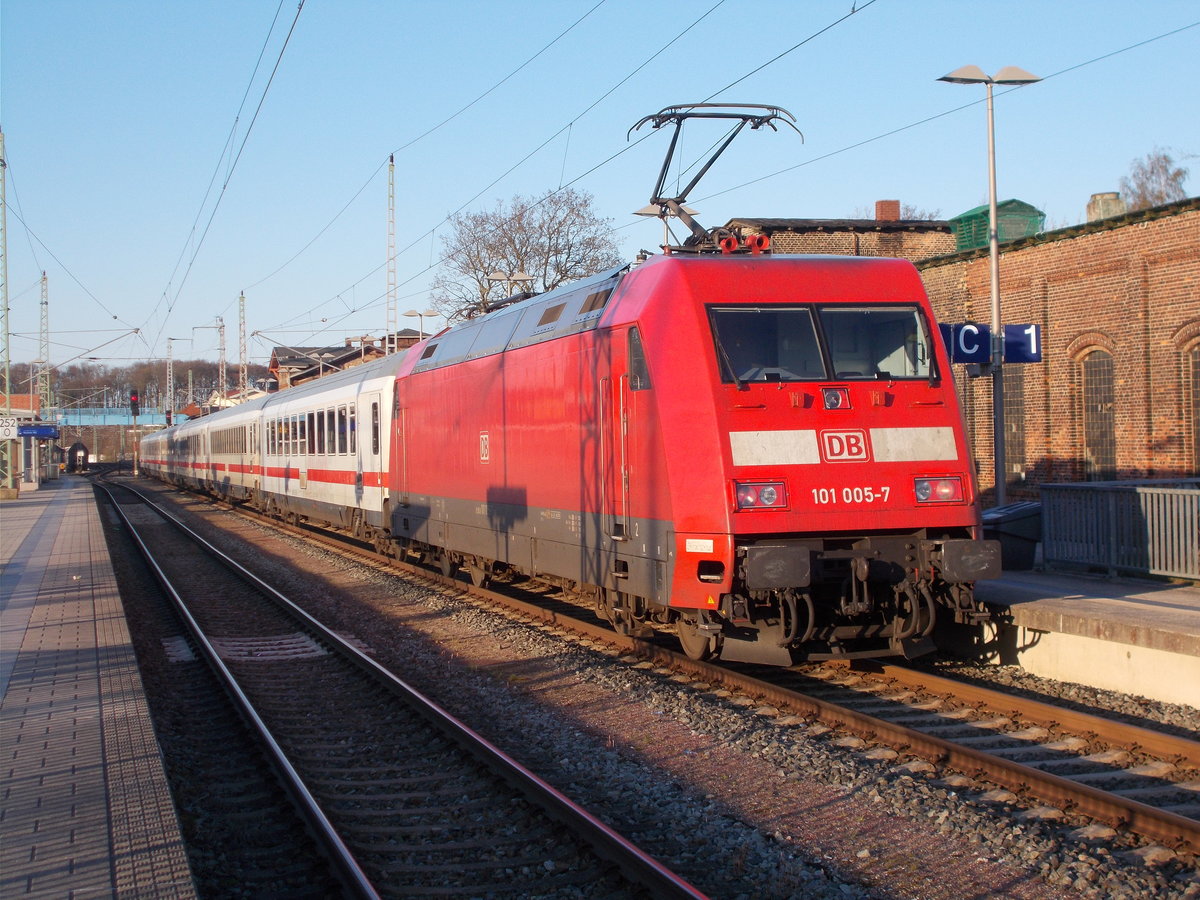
[{"x1": 1041, "y1": 479, "x2": 1200, "y2": 580}]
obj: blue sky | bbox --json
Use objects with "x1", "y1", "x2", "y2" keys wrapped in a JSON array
[{"x1": 2, "y1": 1, "x2": 1197, "y2": 371}]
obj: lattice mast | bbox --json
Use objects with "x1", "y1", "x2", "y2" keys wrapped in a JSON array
[
  {"x1": 217, "y1": 316, "x2": 226, "y2": 404},
  {"x1": 166, "y1": 338, "x2": 175, "y2": 423},
  {"x1": 386, "y1": 154, "x2": 397, "y2": 354},
  {"x1": 0, "y1": 127, "x2": 11, "y2": 491},
  {"x1": 238, "y1": 292, "x2": 247, "y2": 397},
  {"x1": 0, "y1": 127, "x2": 9, "y2": 415},
  {"x1": 38, "y1": 272, "x2": 51, "y2": 413}
]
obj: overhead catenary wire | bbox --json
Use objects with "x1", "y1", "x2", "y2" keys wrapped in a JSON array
[
  {"x1": 146, "y1": 0, "x2": 307, "y2": 352},
  {"x1": 693, "y1": 19, "x2": 1200, "y2": 207},
  {"x1": 256, "y1": 0, "x2": 745, "y2": 336},
  {"x1": 243, "y1": 0, "x2": 613, "y2": 295},
  {"x1": 154, "y1": 0, "x2": 292, "y2": 312}
]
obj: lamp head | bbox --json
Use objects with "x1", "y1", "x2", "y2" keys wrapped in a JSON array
[
  {"x1": 938, "y1": 64, "x2": 990, "y2": 84},
  {"x1": 992, "y1": 65, "x2": 1041, "y2": 85}
]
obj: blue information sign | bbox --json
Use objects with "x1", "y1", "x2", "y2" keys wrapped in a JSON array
[
  {"x1": 17, "y1": 424, "x2": 59, "y2": 438},
  {"x1": 941, "y1": 323, "x2": 1042, "y2": 364},
  {"x1": 947, "y1": 323, "x2": 992, "y2": 364},
  {"x1": 1004, "y1": 323, "x2": 1043, "y2": 363}
]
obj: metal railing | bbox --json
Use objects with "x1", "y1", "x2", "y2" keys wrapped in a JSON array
[{"x1": 1041, "y1": 480, "x2": 1200, "y2": 580}]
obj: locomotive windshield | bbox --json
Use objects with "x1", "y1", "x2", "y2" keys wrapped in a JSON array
[{"x1": 709, "y1": 304, "x2": 933, "y2": 383}]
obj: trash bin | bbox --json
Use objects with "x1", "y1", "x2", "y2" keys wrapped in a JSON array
[{"x1": 981, "y1": 502, "x2": 1042, "y2": 570}]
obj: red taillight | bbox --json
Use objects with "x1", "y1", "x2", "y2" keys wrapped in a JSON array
[
  {"x1": 735, "y1": 481, "x2": 788, "y2": 510},
  {"x1": 914, "y1": 477, "x2": 963, "y2": 503}
]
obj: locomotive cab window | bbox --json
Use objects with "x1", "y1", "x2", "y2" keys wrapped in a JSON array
[
  {"x1": 709, "y1": 304, "x2": 934, "y2": 384},
  {"x1": 628, "y1": 327, "x2": 652, "y2": 391},
  {"x1": 709, "y1": 306, "x2": 824, "y2": 383},
  {"x1": 817, "y1": 305, "x2": 932, "y2": 380}
]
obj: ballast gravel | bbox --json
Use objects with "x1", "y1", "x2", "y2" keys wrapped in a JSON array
[{"x1": 159, "y1": 494, "x2": 1200, "y2": 900}]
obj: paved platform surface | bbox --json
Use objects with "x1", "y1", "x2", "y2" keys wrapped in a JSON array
[
  {"x1": 976, "y1": 570, "x2": 1200, "y2": 707},
  {"x1": 978, "y1": 569, "x2": 1200, "y2": 658},
  {"x1": 1, "y1": 475, "x2": 196, "y2": 898}
]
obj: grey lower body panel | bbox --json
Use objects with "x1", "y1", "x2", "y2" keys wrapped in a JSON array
[{"x1": 390, "y1": 494, "x2": 674, "y2": 602}]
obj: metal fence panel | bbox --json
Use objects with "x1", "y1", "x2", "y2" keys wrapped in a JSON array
[{"x1": 1041, "y1": 480, "x2": 1200, "y2": 580}]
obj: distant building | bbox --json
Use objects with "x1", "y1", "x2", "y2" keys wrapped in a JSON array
[
  {"x1": 267, "y1": 330, "x2": 422, "y2": 389},
  {"x1": 724, "y1": 199, "x2": 955, "y2": 262},
  {"x1": 0, "y1": 394, "x2": 40, "y2": 417},
  {"x1": 918, "y1": 196, "x2": 1199, "y2": 499}
]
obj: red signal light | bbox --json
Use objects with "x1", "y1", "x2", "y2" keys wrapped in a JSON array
[
  {"x1": 914, "y1": 477, "x2": 963, "y2": 503},
  {"x1": 735, "y1": 481, "x2": 788, "y2": 510}
]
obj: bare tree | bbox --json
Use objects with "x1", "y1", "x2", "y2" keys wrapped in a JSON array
[
  {"x1": 1119, "y1": 148, "x2": 1190, "y2": 212},
  {"x1": 850, "y1": 204, "x2": 942, "y2": 220},
  {"x1": 430, "y1": 187, "x2": 624, "y2": 320}
]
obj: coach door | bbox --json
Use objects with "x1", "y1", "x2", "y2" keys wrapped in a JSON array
[{"x1": 358, "y1": 393, "x2": 384, "y2": 513}]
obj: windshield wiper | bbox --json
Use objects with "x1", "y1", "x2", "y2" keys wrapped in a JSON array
[{"x1": 710, "y1": 320, "x2": 746, "y2": 391}]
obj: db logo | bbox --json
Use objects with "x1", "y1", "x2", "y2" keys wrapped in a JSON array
[
  {"x1": 479, "y1": 431, "x2": 490, "y2": 463},
  {"x1": 821, "y1": 429, "x2": 869, "y2": 462}
]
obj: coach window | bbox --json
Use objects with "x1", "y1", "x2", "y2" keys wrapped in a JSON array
[
  {"x1": 299, "y1": 415, "x2": 308, "y2": 455},
  {"x1": 326, "y1": 408, "x2": 336, "y2": 454},
  {"x1": 371, "y1": 401, "x2": 380, "y2": 454},
  {"x1": 315, "y1": 410, "x2": 326, "y2": 454},
  {"x1": 307, "y1": 413, "x2": 316, "y2": 455},
  {"x1": 628, "y1": 327, "x2": 652, "y2": 391},
  {"x1": 349, "y1": 406, "x2": 357, "y2": 454},
  {"x1": 337, "y1": 406, "x2": 348, "y2": 454}
]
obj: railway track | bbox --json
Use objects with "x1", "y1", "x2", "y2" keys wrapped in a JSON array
[
  {"x1": 160, "y1": 480, "x2": 1200, "y2": 863},
  {"x1": 98, "y1": 479, "x2": 705, "y2": 899}
]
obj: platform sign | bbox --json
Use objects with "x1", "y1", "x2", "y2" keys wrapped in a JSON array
[
  {"x1": 1004, "y1": 323, "x2": 1043, "y2": 363},
  {"x1": 17, "y1": 424, "x2": 59, "y2": 439},
  {"x1": 946, "y1": 323, "x2": 993, "y2": 364},
  {"x1": 941, "y1": 323, "x2": 1043, "y2": 364},
  {"x1": 0, "y1": 416, "x2": 19, "y2": 440}
]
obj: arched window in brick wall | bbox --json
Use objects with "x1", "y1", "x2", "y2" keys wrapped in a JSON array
[
  {"x1": 1190, "y1": 344, "x2": 1200, "y2": 473},
  {"x1": 1003, "y1": 366, "x2": 1025, "y2": 490},
  {"x1": 1081, "y1": 349, "x2": 1116, "y2": 481}
]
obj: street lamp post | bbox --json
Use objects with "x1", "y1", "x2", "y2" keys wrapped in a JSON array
[
  {"x1": 938, "y1": 64, "x2": 1040, "y2": 507},
  {"x1": 403, "y1": 308, "x2": 439, "y2": 340}
]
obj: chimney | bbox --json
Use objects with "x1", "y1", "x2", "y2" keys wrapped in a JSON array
[
  {"x1": 1086, "y1": 192, "x2": 1126, "y2": 222},
  {"x1": 875, "y1": 199, "x2": 901, "y2": 222}
]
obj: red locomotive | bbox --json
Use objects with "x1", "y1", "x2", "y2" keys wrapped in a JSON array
[{"x1": 390, "y1": 251, "x2": 998, "y2": 665}]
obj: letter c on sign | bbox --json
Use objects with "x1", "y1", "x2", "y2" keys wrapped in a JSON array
[{"x1": 958, "y1": 324, "x2": 980, "y2": 356}]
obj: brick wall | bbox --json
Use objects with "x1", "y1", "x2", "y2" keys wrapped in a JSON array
[
  {"x1": 768, "y1": 229, "x2": 956, "y2": 259},
  {"x1": 918, "y1": 200, "x2": 1200, "y2": 501}
]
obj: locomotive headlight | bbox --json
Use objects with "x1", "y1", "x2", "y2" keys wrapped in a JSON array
[
  {"x1": 735, "y1": 481, "x2": 788, "y2": 510},
  {"x1": 822, "y1": 387, "x2": 850, "y2": 410},
  {"x1": 914, "y1": 477, "x2": 963, "y2": 503}
]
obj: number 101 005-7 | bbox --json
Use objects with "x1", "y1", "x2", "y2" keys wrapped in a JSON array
[{"x1": 811, "y1": 485, "x2": 891, "y2": 505}]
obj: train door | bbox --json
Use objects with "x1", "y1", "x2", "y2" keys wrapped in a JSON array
[
  {"x1": 358, "y1": 392, "x2": 384, "y2": 513},
  {"x1": 599, "y1": 374, "x2": 631, "y2": 544}
]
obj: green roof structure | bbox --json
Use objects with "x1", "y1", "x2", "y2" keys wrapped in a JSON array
[{"x1": 948, "y1": 199, "x2": 1045, "y2": 251}]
